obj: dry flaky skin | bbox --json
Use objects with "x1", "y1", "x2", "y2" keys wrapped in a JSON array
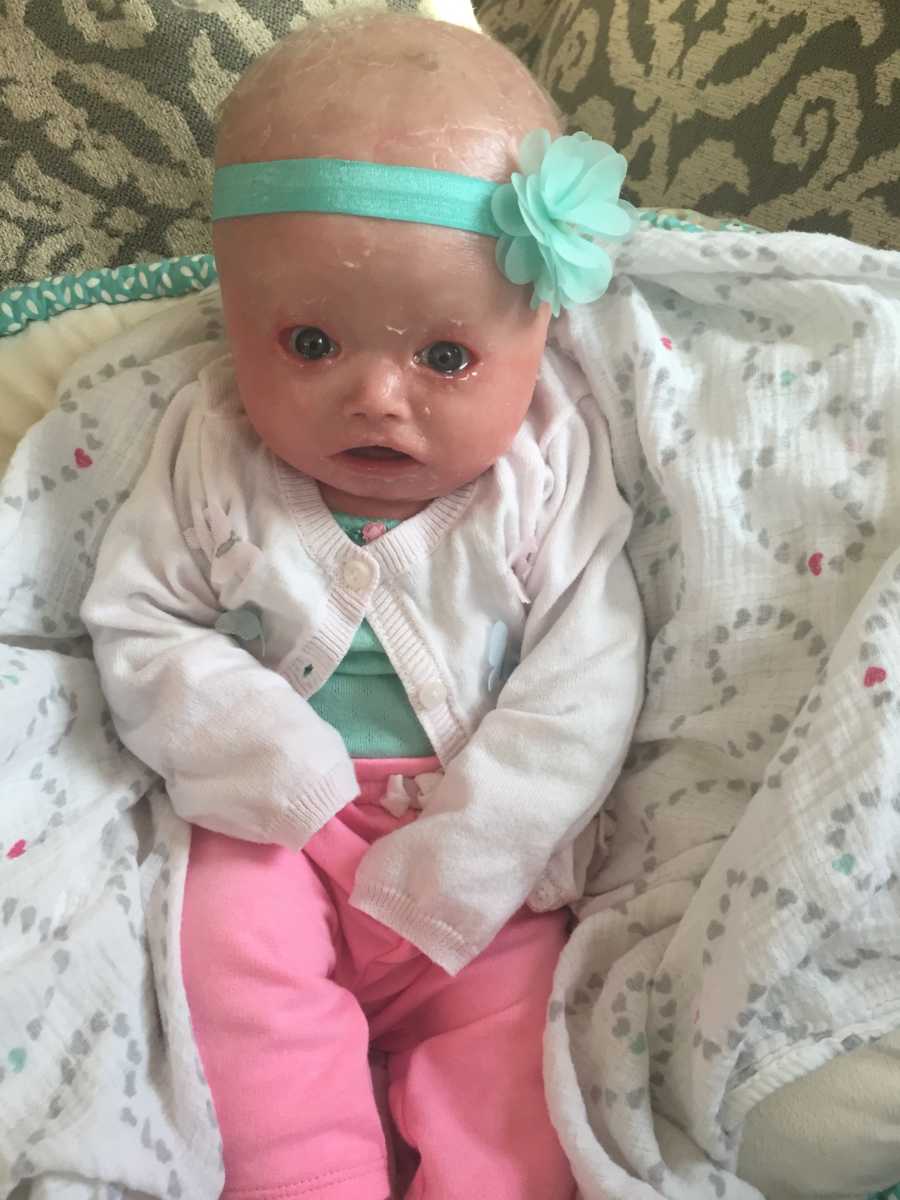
[
  {"x1": 216, "y1": 11, "x2": 562, "y2": 182},
  {"x1": 209, "y1": 13, "x2": 558, "y2": 520}
]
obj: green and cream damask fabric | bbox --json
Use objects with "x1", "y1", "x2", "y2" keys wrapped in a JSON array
[
  {"x1": 1, "y1": 0, "x2": 895, "y2": 291},
  {"x1": 0, "y1": 0, "x2": 475, "y2": 290},
  {"x1": 477, "y1": 0, "x2": 899, "y2": 250}
]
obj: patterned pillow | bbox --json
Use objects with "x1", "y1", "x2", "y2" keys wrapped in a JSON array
[
  {"x1": 0, "y1": 0, "x2": 478, "y2": 290},
  {"x1": 476, "y1": 0, "x2": 899, "y2": 249}
]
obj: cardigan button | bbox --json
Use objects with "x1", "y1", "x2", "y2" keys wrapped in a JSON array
[
  {"x1": 419, "y1": 680, "x2": 447, "y2": 710},
  {"x1": 342, "y1": 558, "x2": 374, "y2": 592}
]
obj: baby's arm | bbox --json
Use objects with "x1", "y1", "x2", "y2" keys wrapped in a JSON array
[
  {"x1": 81, "y1": 385, "x2": 357, "y2": 848},
  {"x1": 352, "y1": 390, "x2": 645, "y2": 973}
]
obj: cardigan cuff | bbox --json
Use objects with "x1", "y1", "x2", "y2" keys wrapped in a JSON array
[
  {"x1": 350, "y1": 882, "x2": 475, "y2": 976},
  {"x1": 267, "y1": 755, "x2": 360, "y2": 850}
]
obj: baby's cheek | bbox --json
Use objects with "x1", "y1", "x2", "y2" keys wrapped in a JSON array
[
  {"x1": 448, "y1": 416, "x2": 519, "y2": 482},
  {"x1": 238, "y1": 379, "x2": 294, "y2": 459},
  {"x1": 256, "y1": 414, "x2": 295, "y2": 460}
]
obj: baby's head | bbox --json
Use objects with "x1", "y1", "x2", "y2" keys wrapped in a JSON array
[{"x1": 213, "y1": 12, "x2": 562, "y2": 518}]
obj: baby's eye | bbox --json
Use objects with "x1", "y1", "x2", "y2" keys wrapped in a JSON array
[
  {"x1": 288, "y1": 326, "x2": 337, "y2": 360},
  {"x1": 416, "y1": 341, "x2": 471, "y2": 375}
]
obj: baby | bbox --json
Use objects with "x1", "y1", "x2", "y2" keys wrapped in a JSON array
[{"x1": 82, "y1": 12, "x2": 644, "y2": 1200}]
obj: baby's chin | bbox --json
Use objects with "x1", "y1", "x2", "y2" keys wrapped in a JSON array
[
  {"x1": 312, "y1": 457, "x2": 485, "y2": 520},
  {"x1": 316, "y1": 479, "x2": 434, "y2": 520}
]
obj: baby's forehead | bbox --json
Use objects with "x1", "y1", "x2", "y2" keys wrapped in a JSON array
[
  {"x1": 216, "y1": 15, "x2": 559, "y2": 178},
  {"x1": 213, "y1": 207, "x2": 529, "y2": 331}
]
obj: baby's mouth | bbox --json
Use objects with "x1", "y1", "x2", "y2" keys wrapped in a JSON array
[
  {"x1": 345, "y1": 446, "x2": 411, "y2": 461},
  {"x1": 335, "y1": 444, "x2": 421, "y2": 473}
]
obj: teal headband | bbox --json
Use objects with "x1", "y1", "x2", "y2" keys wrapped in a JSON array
[{"x1": 212, "y1": 128, "x2": 634, "y2": 316}]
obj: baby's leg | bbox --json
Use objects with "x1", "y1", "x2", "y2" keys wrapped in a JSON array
[
  {"x1": 181, "y1": 827, "x2": 390, "y2": 1200},
  {"x1": 373, "y1": 906, "x2": 575, "y2": 1200}
]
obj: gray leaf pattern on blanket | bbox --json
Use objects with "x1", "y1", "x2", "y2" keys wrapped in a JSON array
[
  {"x1": 0, "y1": 292, "x2": 228, "y2": 1197},
  {"x1": 545, "y1": 229, "x2": 900, "y2": 1200},
  {"x1": 5, "y1": 241, "x2": 900, "y2": 1197}
]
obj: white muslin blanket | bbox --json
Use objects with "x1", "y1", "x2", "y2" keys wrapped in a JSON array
[
  {"x1": 0, "y1": 294, "x2": 227, "y2": 1199},
  {"x1": 545, "y1": 231, "x2": 900, "y2": 1199},
  {"x1": 1, "y1": 226, "x2": 899, "y2": 1198}
]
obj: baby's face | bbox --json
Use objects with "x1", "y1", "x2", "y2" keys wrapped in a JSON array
[{"x1": 214, "y1": 210, "x2": 551, "y2": 518}]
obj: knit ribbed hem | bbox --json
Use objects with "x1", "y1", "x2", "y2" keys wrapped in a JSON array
[
  {"x1": 266, "y1": 755, "x2": 359, "y2": 850},
  {"x1": 366, "y1": 485, "x2": 475, "y2": 572},
  {"x1": 273, "y1": 457, "x2": 474, "y2": 575},
  {"x1": 274, "y1": 460, "x2": 350, "y2": 563},
  {"x1": 281, "y1": 606, "x2": 364, "y2": 696},
  {"x1": 272, "y1": 457, "x2": 475, "y2": 763},
  {"x1": 367, "y1": 598, "x2": 469, "y2": 762},
  {"x1": 350, "y1": 882, "x2": 474, "y2": 976}
]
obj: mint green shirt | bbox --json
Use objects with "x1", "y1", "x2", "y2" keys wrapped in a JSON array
[{"x1": 307, "y1": 512, "x2": 435, "y2": 757}]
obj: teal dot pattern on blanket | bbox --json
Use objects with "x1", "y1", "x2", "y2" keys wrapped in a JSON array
[{"x1": 0, "y1": 255, "x2": 218, "y2": 337}]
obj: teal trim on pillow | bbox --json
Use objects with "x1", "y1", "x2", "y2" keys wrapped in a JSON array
[
  {"x1": 638, "y1": 211, "x2": 707, "y2": 234},
  {"x1": 636, "y1": 209, "x2": 764, "y2": 234},
  {"x1": 0, "y1": 254, "x2": 218, "y2": 338},
  {"x1": 0, "y1": 210, "x2": 759, "y2": 340}
]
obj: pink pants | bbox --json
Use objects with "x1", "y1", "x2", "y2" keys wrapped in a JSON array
[{"x1": 181, "y1": 758, "x2": 574, "y2": 1200}]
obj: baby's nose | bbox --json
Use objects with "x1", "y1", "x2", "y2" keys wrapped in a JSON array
[{"x1": 345, "y1": 356, "x2": 409, "y2": 421}]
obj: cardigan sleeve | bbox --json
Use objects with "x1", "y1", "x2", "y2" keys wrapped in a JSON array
[
  {"x1": 351, "y1": 387, "x2": 646, "y2": 974},
  {"x1": 81, "y1": 383, "x2": 358, "y2": 848}
]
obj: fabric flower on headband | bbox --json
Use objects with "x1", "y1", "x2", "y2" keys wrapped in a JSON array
[{"x1": 491, "y1": 129, "x2": 635, "y2": 317}]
